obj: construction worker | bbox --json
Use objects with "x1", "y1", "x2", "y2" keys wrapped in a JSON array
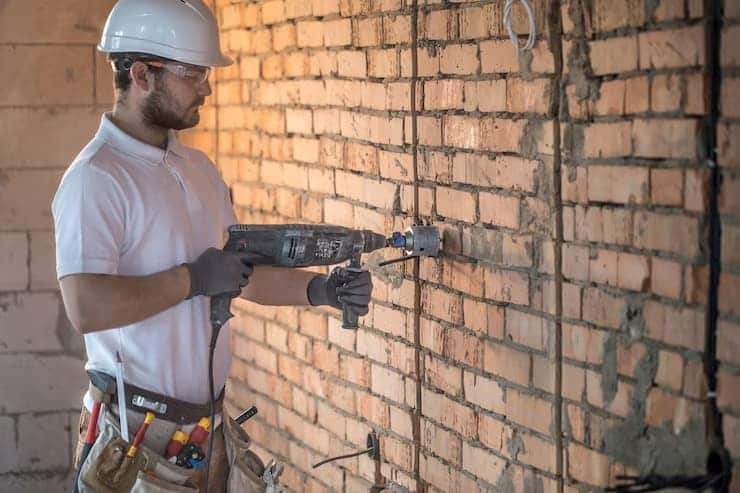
[{"x1": 52, "y1": 0, "x2": 372, "y2": 491}]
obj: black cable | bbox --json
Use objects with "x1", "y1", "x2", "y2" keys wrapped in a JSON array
[
  {"x1": 312, "y1": 447, "x2": 373, "y2": 469},
  {"x1": 203, "y1": 324, "x2": 221, "y2": 493}
]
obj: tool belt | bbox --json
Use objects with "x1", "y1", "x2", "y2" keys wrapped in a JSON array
[
  {"x1": 89, "y1": 371, "x2": 224, "y2": 425},
  {"x1": 78, "y1": 371, "x2": 284, "y2": 492},
  {"x1": 77, "y1": 410, "x2": 278, "y2": 492}
]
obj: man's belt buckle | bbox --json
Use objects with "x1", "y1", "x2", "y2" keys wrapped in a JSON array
[{"x1": 131, "y1": 394, "x2": 168, "y2": 414}]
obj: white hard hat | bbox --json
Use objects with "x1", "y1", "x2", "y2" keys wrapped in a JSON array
[{"x1": 98, "y1": 0, "x2": 232, "y2": 67}]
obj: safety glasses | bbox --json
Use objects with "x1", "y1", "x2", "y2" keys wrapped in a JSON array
[{"x1": 142, "y1": 60, "x2": 210, "y2": 85}]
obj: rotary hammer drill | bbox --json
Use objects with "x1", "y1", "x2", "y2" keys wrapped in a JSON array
[{"x1": 209, "y1": 223, "x2": 441, "y2": 331}]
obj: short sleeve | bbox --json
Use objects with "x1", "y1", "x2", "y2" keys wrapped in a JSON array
[{"x1": 52, "y1": 163, "x2": 126, "y2": 278}]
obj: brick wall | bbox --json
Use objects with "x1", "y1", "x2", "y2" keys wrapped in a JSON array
[
  {"x1": 0, "y1": 1, "x2": 115, "y2": 490},
  {"x1": 193, "y1": 0, "x2": 740, "y2": 492}
]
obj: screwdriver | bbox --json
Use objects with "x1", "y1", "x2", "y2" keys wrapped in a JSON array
[{"x1": 127, "y1": 412, "x2": 155, "y2": 458}]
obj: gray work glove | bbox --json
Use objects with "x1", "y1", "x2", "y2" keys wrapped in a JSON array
[
  {"x1": 184, "y1": 247, "x2": 255, "y2": 299},
  {"x1": 307, "y1": 267, "x2": 372, "y2": 316}
]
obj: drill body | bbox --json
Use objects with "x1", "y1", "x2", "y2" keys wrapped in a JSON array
[{"x1": 210, "y1": 224, "x2": 387, "y2": 330}]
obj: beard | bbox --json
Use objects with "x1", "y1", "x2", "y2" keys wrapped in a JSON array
[{"x1": 141, "y1": 79, "x2": 204, "y2": 131}]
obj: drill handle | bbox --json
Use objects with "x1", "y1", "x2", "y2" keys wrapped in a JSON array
[
  {"x1": 341, "y1": 255, "x2": 363, "y2": 330},
  {"x1": 210, "y1": 294, "x2": 233, "y2": 333}
]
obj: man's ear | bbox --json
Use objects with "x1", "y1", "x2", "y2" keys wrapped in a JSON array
[{"x1": 130, "y1": 61, "x2": 153, "y2": 92}]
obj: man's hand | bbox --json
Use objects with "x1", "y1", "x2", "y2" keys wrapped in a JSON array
[
  {"x1": 307, "y1": 268, "x2": 373, "y2": 317},
  {"x1": 184, "y1": 247, "x2": 255, "y2": 299}
]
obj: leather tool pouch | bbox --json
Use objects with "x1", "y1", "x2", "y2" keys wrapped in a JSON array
[
  {"x1": 77, "y1": 412, "x2": 196, "y2": 492},
  {"x1": 222, "y1": 415, "x2": 274, "y2": 492}
]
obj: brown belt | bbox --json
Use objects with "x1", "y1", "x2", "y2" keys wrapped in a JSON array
[{"x1": 89, "y1": 371, "x2": 224, "y2": 425}]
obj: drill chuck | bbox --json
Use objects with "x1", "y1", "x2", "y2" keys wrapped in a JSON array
[{"x1": 390, "y1": 225, "x2": 442, "y2": 257}]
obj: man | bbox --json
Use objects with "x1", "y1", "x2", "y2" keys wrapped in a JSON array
[{"x1": 52, "y1": 0, "x2": 372, "y2": 490}]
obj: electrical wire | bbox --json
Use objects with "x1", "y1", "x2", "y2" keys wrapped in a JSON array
[{"x1": 503, "y1": 0, "x2": 536, "y2": 52}]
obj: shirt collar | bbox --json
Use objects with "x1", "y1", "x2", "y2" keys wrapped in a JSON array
[{"x1": 96, "y1": 113, "x2": 186, "y2": 164}]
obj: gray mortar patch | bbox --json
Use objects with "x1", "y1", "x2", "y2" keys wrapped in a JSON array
[
  {"x1": 604, "y1": 417, "x2": 707, "y2": 477},
  {"x1": 495, "y1": 465, "x2": 516, "y2": 493},
  {"x1": 565, "y1": 0, "x2": 600, "y2": 103},
  {"x1": 523, "y1": 469, "x2": 545, "y2": 493},
  {"x1": 519, "y1": 120, "x2": 543, "y2": 160},
  {"x1": 620, "y1": 295, "x2": 644, "y2": 340},
  {"x1": 601, "y1": 332, "x2": 618, "y2": 405},
  {"x1": 644, "y1": 0, "x2": 660, "y2": 21},
  {"x1": 507, "y1": 430, "x2": 525, "y2": 461}
]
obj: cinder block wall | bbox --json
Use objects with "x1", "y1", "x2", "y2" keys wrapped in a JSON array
[
  {"x1": 193, "y1": 0, "x2": 740, "y2": 491},
  {"x1": 0, "y1": 1, "x2": 116, "y2": 490}
]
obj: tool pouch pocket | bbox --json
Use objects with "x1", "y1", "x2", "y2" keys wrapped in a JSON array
[
  {"x1": 222, "y1": 416, "x2": 271, "y2": 492},
  {"x1": 78, "y1": 413, "x2": 196, "y2": 493}
]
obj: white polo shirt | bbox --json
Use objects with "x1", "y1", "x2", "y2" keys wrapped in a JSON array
[{"x1": 52, "y1": 113, "x2": 237, "y2": 406}]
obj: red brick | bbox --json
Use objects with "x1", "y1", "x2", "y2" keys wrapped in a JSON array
[
  {"x1": 650, "y1": 168, "x2": 683, "y2": 206},
  {"x1": 323, "y1": 18, "x2": 351, "y2": 46},
  {"x1": 655, "y1": 350, "x2": 683, "y2": 391},
  {"x1": 422, "y1": 419, "x2": 461, "y2": 466},
  {"x1": 625, "y1": 76, "x2": 649, "y2": 114},
  {"x1": 644, "y1": 300, "x2": 704, "y2": 350},
  {"x1": 416, "y1": 116, "x2": 443, "y2": 146},
  {"x1": 383, "y1": 15, "x2": 411, "y2": 44},
  {"x1": 422, "y1": 387, "x2": 477, "y2": 438},
  {"x1": 617, "y1": 252, "x2": 650, "y2": 291},
  {"x1": 480, "y1": 39, "x2": 518, "y2": 73},
  {"x1": 505, "y1": 308, "x2": 548, "y2": 351},
  {"x1": 444, "y1": 328, "x2": 484, "y2": 369},
  {"x1": 582, "y1": 287, "x2": 626, "y2": 330},
  {"x1": 583, "y1": 122, "x2": 632, "y2": 158},
  {"x1": 506, "y1": 389, "x2": 552, "y2": 435},
  {"x1": 261, "y1": 0, "x2": 285, "y2": 24},
  {"x1": 718, "y1": 370, "x2": 740, "y2": 413},
  {"x1": 422, "y1": 284, "x2": 464, "y2": 326},
  {"x1": 462, "y1": 442, "x2": 507, "y2": 485},
  {"x1": 424, "y1": 79, "x2": 464, "y2": 110},
  {"x1": 436, "y1": 186, "x2": 477, "y2": 223},
  {"x1": 632, "y1": 119, "x2": 697, "y2": 159},
  {"x1": 507, "y1": 78, "x2": 551, "y2": 114},
  {"x1": 633, "y1": 211, "x2": 699, "y2": 257},
  {"x1": 371, "y1": 364, "x2": 405, "y2": 403},
  {"x1": 297, "y1": 21, "x2": 323, "y2": 47},
  {"x1": 592, "y1": 0, "x2": 644, "y2": 31},
  {"x1": 587, "y1": 165, "x2": 648, "y2": 205},
  {"x1": 464, "y1": 80, "x2": 506, "y2": 113},
  {"x1": 718, "y1": 320, "x2": 740, "y2": 366},
  {"x1": 356, "y1": 391, "x2": 389, "y2": 427},
  {"x1": 337, "y1": 50, "x2": 367, "y2": 78},
  {"x1": 480, "y1": 118, "x2": 526, "y2": 153},
  {"x1": 563, "y1": 243, "x2": 590, "y2": 281},
  {"x1": 719, "y1": 123, "x2": 740, "y2": 167},
  {"x1": 479, "y1": 193, "x2": 520, "y2": 229},
  {"x1": 592, "y1": 79, "x2": 626, "y2": 116},
  {"x1": 443, "y1": 115, "x2": 480, "y2": 150},
  {"x1": 423, "y1": 9, "x2": 453, "y2": 40},
  {"x1": 355, "y1": 17, "x2": 382, "y2": 47},
  {"x1": 484, "y1": 342, "x2": 531, "y2": 386},
  {"x1": 463, "y1": 371, "x2": 505, "y2": 414},
  {"x1": 484, "y1": 267, "x2": 529, "y2": 305},
  {"x1": 651, "y1": 74, "x2": 681, "y2": 112},
  {"x1": 588, "y1": 37, "x2": 638, "y2": 75},
  {"x1": 639, "y1": 26, "x2": 705, "y2": 69},
  {"x1": 441, "y1": 259, "x2": 485, "y2": 298},
  {"x1": 651, "y1": 257, "x2": 682, "y2": 299},
  {"x1": 424, "y1": 354, "x2": 462, "y2": 396},
  {"x1": 568, "y1": 443, "x2": 610, "y2": 487},
  {"x1": 440, "y1": 44, "x2": 479, "y2": 75}
]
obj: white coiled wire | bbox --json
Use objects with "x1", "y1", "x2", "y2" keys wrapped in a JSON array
[{"x1": 503, "y1": 0, "x2": 536, "y2": 52}]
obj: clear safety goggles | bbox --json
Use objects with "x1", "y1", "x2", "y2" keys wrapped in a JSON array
[{"x1": 142, "y1": 60, "x2": 211, "y2": 85}]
